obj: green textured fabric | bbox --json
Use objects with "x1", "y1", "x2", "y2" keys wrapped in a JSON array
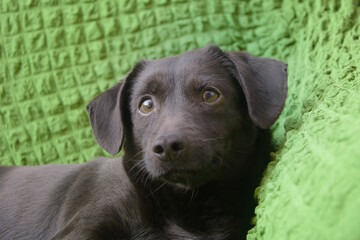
[{"x1": 1, "y1": 0, "x2": 359, "y2": 239}]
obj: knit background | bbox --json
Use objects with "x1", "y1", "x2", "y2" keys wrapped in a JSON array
[{"x1": 1, "y1": 0, "x2": 359, "y2": 239}]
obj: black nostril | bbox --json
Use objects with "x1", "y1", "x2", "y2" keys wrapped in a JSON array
[
  {"x1": 171, "y1": 141, "x2": 186, "y2": 152},
  {"x1": 152, "y1": 133, "x2": 187, "y2": 161},
  {"x1": 153, "y1": 144, "x2": 164, "y2": 154}
]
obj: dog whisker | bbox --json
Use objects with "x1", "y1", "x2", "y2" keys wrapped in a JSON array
[
  {"x1": 201, "y1": 137, "x2": 224, "y2": 142},
  {"x1": 144, "y1": 173, "x2": 152, "y2": 185},
  {"x1": 188, "y1": 188, "x2": 199, "y2": 205},
  {"x1": 127, "y1": 150, "x2": 146, "y2": 163},
  {"x1": 149, "y1": 182, "x2": 167, "y2": 196},
  {"x1": 133, "y1": 161, "x2": 146, "y2": 177},
  {"x1": 135, "y1": 164, "x2": 148, "y2": 184},
  {"x1": 141, "y1": 170, "x2": 149, "y2": 182},
  {"x1": 129, "y1": 159, "x2": 145, "y2": 173},
  {"x1": 214, "y1": 154, "x2": 231, "y2": 170}
]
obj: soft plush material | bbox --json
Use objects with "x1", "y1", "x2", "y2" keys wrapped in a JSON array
[{"x1": 1, "y1": 0, "x2": 359, "y2": 239}]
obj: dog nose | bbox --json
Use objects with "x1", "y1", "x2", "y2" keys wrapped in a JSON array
[{"x1": 152, "y1": 133, "x2": 187, "y2": 161}]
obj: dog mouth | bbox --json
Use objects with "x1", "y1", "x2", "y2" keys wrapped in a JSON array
[
  {"x1": 158, "y1": 156, "x2": 222, "y2": 187},
  {"x1": 161, "y1": 169, "x2": 203, "y2": 185}
]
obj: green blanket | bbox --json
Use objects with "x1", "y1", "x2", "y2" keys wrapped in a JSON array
[{"x1": 1, "y1": 0, "x2": 359, "y2": 239}]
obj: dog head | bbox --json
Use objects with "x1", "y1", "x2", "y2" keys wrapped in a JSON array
[{"x1": 87, "y1": 45, "x2": 287, "y2": 188}]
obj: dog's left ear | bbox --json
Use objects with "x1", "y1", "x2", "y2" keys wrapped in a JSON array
[
  {"x1": 86, "y1": 81, "x2": 125, "y2": 155},
  {"x1": 227, "y1": 51, "x2": 288, "y2": 129}
]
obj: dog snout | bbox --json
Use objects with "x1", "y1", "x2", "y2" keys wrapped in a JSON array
[{"x1": 152, "y1": 133, "x2": 187, "y2": 161}]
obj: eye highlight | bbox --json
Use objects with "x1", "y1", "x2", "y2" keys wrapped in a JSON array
[
  {"x1": 139, "y1": 98, "x2": 154, "y2": 114},
  {"x1": 202, "y1": 89, "x2": 220, "y2": 103}
]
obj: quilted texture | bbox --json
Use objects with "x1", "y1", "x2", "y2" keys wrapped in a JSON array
[{"x1": 0, "y1": 0, "x2": 359, "y2": 239}]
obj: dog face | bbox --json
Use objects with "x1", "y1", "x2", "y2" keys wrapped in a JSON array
[
  {"x1": 87, "y1": 46, "x2": 287, "y2": 189},
  {"x1": 128, "y1": 49, "x2": 256, "y2": 188}
]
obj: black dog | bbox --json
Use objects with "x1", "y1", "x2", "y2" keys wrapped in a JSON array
[{"x1": 0, "y1": 45, "x2": 287, "y2": 240}]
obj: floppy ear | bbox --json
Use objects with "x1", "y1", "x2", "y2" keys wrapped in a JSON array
[
  {"x1": 86, "y1": 81, "x2": 125, "y2": 155},
  {"x1": 86, "y1": 61, "x2": 145, "y2": 155},
  {"x1": 226, "y1": 51, "x2": 288, "y2": 129}
]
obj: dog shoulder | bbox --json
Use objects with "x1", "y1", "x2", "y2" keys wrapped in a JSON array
[
  {"x1": 53, "y1": 157, "x2": 145, "y2": 239},
  {"x1": 0, "y1": 164, "x2": 84, "y2": 239}
]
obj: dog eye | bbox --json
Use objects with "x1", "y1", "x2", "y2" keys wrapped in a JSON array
[
  {"x1": 139, "y1": 98, "x2": 154, "y2": 114},
  {"x1": 202, "y1": 89, "x2": 220, "y2": 103}
]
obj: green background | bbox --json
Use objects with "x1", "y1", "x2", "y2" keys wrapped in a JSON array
[{"x1": 1, "y1": 0, "x2": 359, "y2": 239}]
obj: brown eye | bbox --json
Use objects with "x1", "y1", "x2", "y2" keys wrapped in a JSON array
[
  {"x1": 139, "y1": 98, "x2": 154, "y2": 114},
  {"x1": 202, "y1": 89, "x2": 220, "y2": 103}
]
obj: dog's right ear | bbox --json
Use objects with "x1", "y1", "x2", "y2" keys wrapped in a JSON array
[
  {"x1": 87, "y1": 61, "x2": 145, "y2": 155},
  {"x1": 86, "y1": 81, "x2": 125, "y2": 155}
]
